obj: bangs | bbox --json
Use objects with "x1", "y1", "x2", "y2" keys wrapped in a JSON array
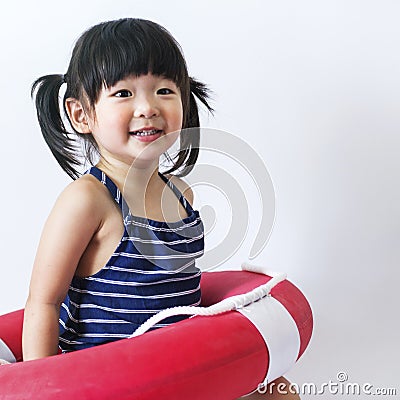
[{"x1": 75, "y1": 19, "x2": 189, "y2": 105}]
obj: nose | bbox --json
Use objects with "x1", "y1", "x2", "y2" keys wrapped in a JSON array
[{"x1": 133, "y1": 95, "x2": 159, "y2": 119}]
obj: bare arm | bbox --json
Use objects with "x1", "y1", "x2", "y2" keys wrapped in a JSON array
[{"x1": 22, "y1": 179, "x2": 102, "y2": 361}]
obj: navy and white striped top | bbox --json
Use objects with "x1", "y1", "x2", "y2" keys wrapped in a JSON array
[{"x1": 59, "y1": 167, "x2": 204, "y2": 352}]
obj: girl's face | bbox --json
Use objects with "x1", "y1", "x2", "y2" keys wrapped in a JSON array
[{"x1": 81, "y1": 73, "x2": 183, "y2": 169}]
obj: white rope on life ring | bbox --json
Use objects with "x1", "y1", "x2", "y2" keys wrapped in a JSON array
[{"x1": 130, "y1": 263, "x2": 287, "y2": 337}]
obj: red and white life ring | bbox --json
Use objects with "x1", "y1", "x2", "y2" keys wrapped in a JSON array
[{"x1": 0, "y1": 265, "x2": 313, "y2": 399}]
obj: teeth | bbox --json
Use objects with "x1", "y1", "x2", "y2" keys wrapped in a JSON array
[{"x1": 133, "y1": 129, "x2": 159, "y2": 136}]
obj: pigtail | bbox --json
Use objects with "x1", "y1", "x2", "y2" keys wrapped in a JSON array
[
  {"x1": 31, "y1": 74, "x2": 81, "y2": 180},
  {"x1": 188, "y1": 77, "x2": 214, "y2": 120}
]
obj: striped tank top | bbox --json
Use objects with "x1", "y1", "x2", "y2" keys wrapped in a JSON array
[{"x1": 59, "y1": 167, "x2": 204, "y2": 352}]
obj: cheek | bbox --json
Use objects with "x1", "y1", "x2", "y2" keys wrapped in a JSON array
[
  {"x1": 171, "y1": 101, "x2": 184, "y2": 128},
  {"x1": 91, "y1": 109, "x2": 128, "y2": 134},
  {"x1": 178, "y1": 108, "x2": 184, "y2": 127}
]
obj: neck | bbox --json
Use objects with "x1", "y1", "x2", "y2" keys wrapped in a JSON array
[{"x1": 96, "y1": 157, "x2": 161, "y2": 200}]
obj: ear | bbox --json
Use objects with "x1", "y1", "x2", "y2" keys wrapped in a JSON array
[{"x1": 65, "y1": 98, "x2": 91, "y2": 134}]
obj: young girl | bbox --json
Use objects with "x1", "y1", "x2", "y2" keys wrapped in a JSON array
[
  {"x1": 2, "y1": 18, "x2": 299, "y2": 399},
  {"x1": 21, "y1": 17, "x2": 211, "y2": 360}
]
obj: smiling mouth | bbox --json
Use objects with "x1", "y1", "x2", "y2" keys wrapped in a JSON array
[{"x1": 130, "y1": 129, "x2": 163, "y2": 136}]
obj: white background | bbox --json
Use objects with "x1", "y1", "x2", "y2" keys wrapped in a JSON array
[{"x1": 0, "y1": 1, "x2": 399, "y2": 398}]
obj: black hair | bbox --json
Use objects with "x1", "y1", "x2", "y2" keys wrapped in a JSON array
[{"x1": 32, "y1": 18, "x2": 213, "y2": 179}]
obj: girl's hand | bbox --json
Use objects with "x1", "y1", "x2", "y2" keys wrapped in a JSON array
[{"x1": 0, "y1": 358, "x2": 11, "y2": 365}]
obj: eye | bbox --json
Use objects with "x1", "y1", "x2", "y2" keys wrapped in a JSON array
[
  {"x1": 157, "y1": 88, "x2": 174, "y2": 95},
  {"x1": 114, "y1": 89, "x2": 132, "y2": 98}
]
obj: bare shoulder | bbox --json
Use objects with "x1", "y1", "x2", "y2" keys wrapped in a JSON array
[
  {"x1": 168, "y1": 174, "x2": 194, "y2": 205},
  {"x1": 52, "y1": 174, "x2": 109, "y2": 223},
  {"x1": 61, "y1": 174, "x2": 107, "y2": 203}
]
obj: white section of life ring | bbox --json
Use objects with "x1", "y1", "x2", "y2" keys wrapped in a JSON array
[
  {"x1": 0, "y1": 338, "x2": 16, "y2": 363},
  {"x1": 237, "y1": 294, "x2": 301, "y2": 388}
]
